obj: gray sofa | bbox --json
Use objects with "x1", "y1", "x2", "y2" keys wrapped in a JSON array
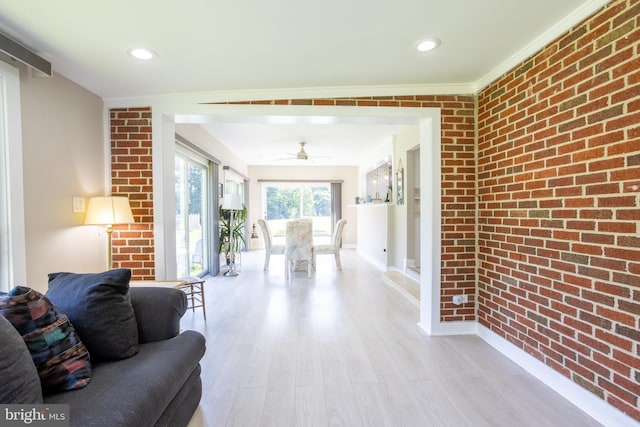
[{"x1": 1, "y1": 286, "x2": 206, "y2": 427}]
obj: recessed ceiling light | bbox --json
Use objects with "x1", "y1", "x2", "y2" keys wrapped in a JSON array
[
  {"x1": 416, "y1": 38, "x2": 441, "y2": 52},
  {"x1": 128, "y1": 48, "x2": 158, "y2": 60}
]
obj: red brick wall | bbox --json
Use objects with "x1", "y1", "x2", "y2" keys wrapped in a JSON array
[
  {"x1": 226, "y1": 95, "x2": 477, "y2": 321},
  {"x1": 109, "y1": 107, "x2": 155, "y2": 280},
  {"x1": 477, "y1": 0, "x2": 640, "y2": 420}
]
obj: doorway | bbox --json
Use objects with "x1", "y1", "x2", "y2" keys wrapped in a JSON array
[
  {"x1": 406, "y1": 146, "x2": 421, "y2": 280},
  {"x1": 152, "y1": 104, "x2": 445, "y2": 333}
]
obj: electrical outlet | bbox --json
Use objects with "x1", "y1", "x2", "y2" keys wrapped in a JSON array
[{"x1": 452, "y1": 294, "x2": 468, "y2": 305}]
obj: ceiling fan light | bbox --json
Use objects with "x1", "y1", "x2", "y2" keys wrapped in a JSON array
[
  {"x1": 297, "y1": 142, "x2": 308, "y2": 160},
  {"x1": 275, "y1": 141, "x2": 331, "y2": 163}
]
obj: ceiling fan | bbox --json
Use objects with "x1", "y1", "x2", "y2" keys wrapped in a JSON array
[{"x1": 275, "y1": 142, "x2": 331, "y2": 162}]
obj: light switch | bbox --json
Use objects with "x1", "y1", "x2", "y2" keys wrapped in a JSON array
[{"x1": 72, "y1": 196, "x2": 86, "y2": 214}]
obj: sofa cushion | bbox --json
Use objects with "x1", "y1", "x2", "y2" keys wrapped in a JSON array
[
  {"x1": 46, "y1": 269, "x2": 138, "y2": 361},
  {"x1": 44, "y1": 330, "x2": 206, "y2": 427},
  {"x1": 0, "y1": 314, "x2": 43, "y2": 403},
  {"x1": 0, "y1": 286, "x2": 91, "y2": 393}
]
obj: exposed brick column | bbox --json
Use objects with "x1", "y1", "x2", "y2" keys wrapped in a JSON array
[{"x1": 109, "y1": 107, "x2": 155, "y2": 280}]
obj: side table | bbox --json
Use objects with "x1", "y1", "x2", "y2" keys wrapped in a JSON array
[
  {"x1": 179, "y1": 277, "x2": 206, "y2": 321},
  {"x1": 130, "y1": 278, "x2": 206, "y2": 320}
]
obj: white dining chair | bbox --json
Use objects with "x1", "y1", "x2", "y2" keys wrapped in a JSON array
[
  {"x1": 257, "y1": 219, "x2": 285, "y2": 271},
  {"x1": 285, "y1": 219, "x2": 313, "y2": 279},
  {"x1": 313, "y1": 219, "x2": 347, "y2": 270}
]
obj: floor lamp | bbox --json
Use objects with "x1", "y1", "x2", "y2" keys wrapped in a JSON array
[
  {"x1": 85, "y1": 196, "x2": 135, "y2": 270},
  {"x1": 222, "y1": 194, "x2": 243, "y2": 277}
]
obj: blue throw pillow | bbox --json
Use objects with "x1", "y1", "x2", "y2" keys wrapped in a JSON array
[
  {"x1": 0, "y1": 286, "x2": 91, "y2": 393},
  {"x1": 46, "y1": 269, "x2": 138, "y2": 361}
]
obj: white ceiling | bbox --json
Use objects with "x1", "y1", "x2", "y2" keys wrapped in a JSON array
[
  {"x1": 0, "y1": 0, "x2": 605, "y2": 166},
  {"x1": 201, "y1": 122, "x2": 405, "y2": 166}
]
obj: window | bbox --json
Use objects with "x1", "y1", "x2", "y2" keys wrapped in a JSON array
[
  {"x1": 262, "y1": 182, "x2": 334, "y2": 245},
  {"x1": 0, "y1": 70, "x2": 9, "y2": 291},
  {"x1": 175, "y1": 148, "x2": 211, "y2": 278},
  {"x1": 0, "y1": 62, "x2": 25, "y2": 292}
]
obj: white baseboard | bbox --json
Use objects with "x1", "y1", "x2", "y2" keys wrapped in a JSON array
[
  {"x1": 477, "y1": 324, "x2": 640, "y2": 427},
  {"x1": 418, "y1": 320, "x2": 477, "y2": 336}
]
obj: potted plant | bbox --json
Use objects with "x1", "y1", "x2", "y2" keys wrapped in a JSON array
[{"x1": 219, "y1": 203, "x2": 247, "y2": 270}]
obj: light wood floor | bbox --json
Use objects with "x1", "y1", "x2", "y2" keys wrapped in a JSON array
[
  {"x1": 382, "y1": 271, "x2": 420, "y2": 305},
  {"x1": 183, "y1": 250, "x2": 601, "y2": 427}
]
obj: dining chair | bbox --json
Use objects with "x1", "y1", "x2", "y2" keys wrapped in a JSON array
[
  {"x1": 285, "y1": 219, "x2": 313, "y2": 279},
  {"x1": 313, "y1": 219, "x2": 347, "y2": 270},
  {"x1": 257, "y1": 219, "x2": 285, "y2": 271}
]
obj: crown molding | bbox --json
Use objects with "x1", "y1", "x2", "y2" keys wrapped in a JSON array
[{"x1": 103, "y1": 82, "x2": 476, "y2": 108}]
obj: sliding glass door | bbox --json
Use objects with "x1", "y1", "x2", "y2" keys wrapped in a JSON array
[{"x1": 175, "y1": 149, "x2": 210, "y2": 277}]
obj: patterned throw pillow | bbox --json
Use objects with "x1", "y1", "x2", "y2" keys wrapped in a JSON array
[{"x1": 0, "y1": 286, "x2": 92, "y2": 393}]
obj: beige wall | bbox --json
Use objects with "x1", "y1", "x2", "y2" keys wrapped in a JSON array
[
  {"x1": 20, "y1": 70, "x2": 105, "y2": 291},
  {"x1": 247, "y1": 165, "x2": 359, "y2": 247}
]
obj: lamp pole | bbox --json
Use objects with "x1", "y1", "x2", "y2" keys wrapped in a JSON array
[
  {"x1": 224, "y1": 208, "x2": 239, "y2": 277},
  {"x1": 106, "y1": 224, "x2": 113, "y2": 270}
]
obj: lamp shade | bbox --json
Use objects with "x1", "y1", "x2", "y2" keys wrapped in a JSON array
[
  {"x1": 222, "y1": 194, "x2": 243, "y2": 211},
  {"x1": 84, "y1": 196, "x2": 135, "y2": 225}
]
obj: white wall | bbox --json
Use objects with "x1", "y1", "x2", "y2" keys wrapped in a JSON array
[
  {"x1": 20, "y1": 70, "x2": 105, "y2": 291},
  {"x1": 391, "y1": 125, "x2": 420, "y2": 270},
  {"x1": 247, "y1": 165, "x2": 358, "y2": 247},
  {"x1": 407, "y1": 147, "x2": 421, "y2": 266},
  {"x1": 356, "y1": 203, "x2": 392, "y2": 269}
]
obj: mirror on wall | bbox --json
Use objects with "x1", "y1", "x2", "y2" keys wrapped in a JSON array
[{"x1": 365, "y1": 161, "x2": 393, "y2": 203}]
